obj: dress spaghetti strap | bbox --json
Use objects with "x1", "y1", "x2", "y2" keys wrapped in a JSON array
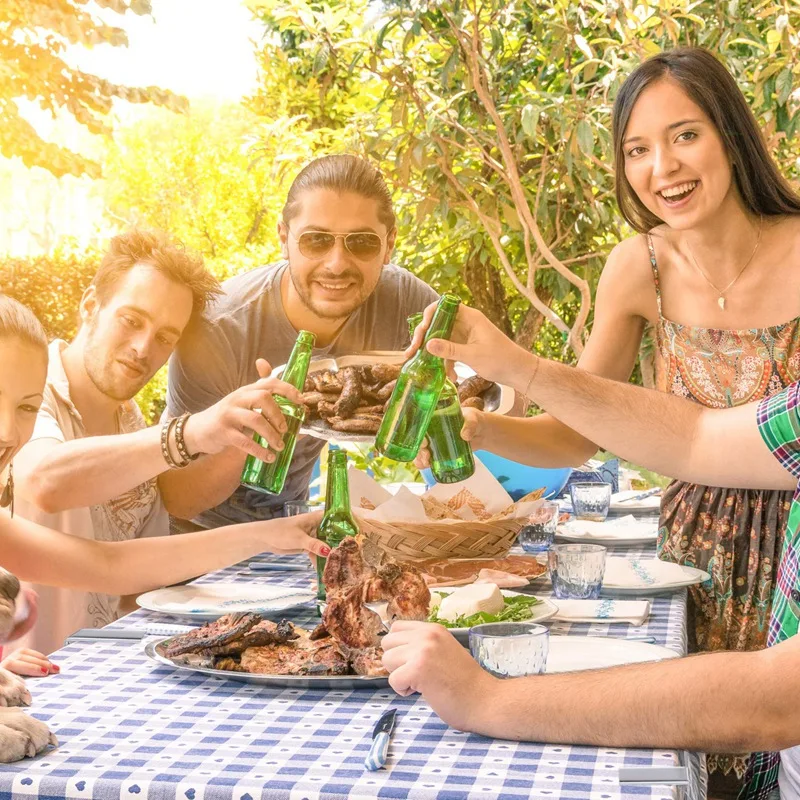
[{"x1": 645, "y1": 233, "x2": 663, "y2": 318}]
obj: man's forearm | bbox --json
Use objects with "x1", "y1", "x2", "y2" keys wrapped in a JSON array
[
  {"x1": 480, "y1": 646, "x2": 796, "y2": 752},
  {"x1": 158, "y1": 447, "x2": 245, "y2": 520},
  {"x1": 500, "y1": 351, "x2": 793, "y2": 490},
  {"x1": 17, "y1": 427, "x2": 169, "y2": 513},
  {"x1": 475, "y1": 413, "x2": 597, "y2": 468}
]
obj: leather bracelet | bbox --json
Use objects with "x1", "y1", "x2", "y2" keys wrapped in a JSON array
[
  {"x1": 160, "y1": 417, "x2": 181, "y2": 469},
  {"x1": 174, "y1": 413, "x2": 200, "y2": 465}
]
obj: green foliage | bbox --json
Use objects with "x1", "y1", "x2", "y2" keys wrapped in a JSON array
[
  {"x1": 247, "y1": 0, "x2": 800, "y2": 363},
  {"x1": 103, "y1": 104, "x2": 287, "y2": 270},
  {"x1": 0, "y1": 248, "x2": 97, "y2": 339},
  {"x1": 0, "y1": 0, "x2": 187, "y2": 178}
]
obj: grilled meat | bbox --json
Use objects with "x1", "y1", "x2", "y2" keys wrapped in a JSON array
[
  {"x1": 350, "y1": 646, "x2": 389, "y2": 677},
  {"x1": 240, "y1": 637, "x2": 349, "y2": 676},
  {"x1": 462, "y1": 396, "x2": 485, "y2": 410},
  {"x1": 458, "y1": 375, "x2": 493, "y2": 402},
  {"x1": 370, "y1": 363, "x2": 401, "y2": 383},
  {"x1": 333, "y1": 366, "x2": 363, "y2": 419},
  {"x1": 162, "y1": 612, "x2": 260, "y2": 658},
  {"x1": 202, "y1": 619, "x2": 297, "y2": 656},
  {"x1": 309, "y1": 623, "x2": 330, "y2": 641},
  {"x1": 323, "y1": 583, "x2": 387, "y2": 649},
  {"x1": 328, "y1": 415, "x2": 381, "y2": 434},
  {"x1": 323, "y1": 536, "x2": 373, "y2": 593},
  {"x1": 376, "y1": 379, "x2": 397, "y2": 401}
]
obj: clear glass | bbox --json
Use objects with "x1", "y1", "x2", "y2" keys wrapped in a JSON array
[
  {"x1": 284, "y1": 501, "x2": 324, "y2": 517},
  {"x1": 548, "y1": 543, "x2": 607, "y2": 599},
  {"x1": 469, "y1": 622, "x2": 549, "y2": 678},
  {"x1": 569, "y1": 482, "x2": 612, "y2": 522},
  {"x1": 517, "y1": 500, "x2": 559, "y2": 553}
]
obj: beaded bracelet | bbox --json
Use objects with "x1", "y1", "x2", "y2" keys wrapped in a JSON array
[
  {"x1": 174, "y1": 413, "x2": 200, "y2": 465},
  {"x1": 160, "y1": 416, "x2": 182, "y2": 469}
]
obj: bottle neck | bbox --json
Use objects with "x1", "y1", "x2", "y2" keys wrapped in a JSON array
[
  {"x1": 282, "y1": 340, "x2": 314, "y2": 390},
  {"x1": 325, "y1": 455, "x2": 351, "y2": 513}
]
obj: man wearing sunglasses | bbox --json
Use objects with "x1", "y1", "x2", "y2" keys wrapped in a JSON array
[{"x1": 159, "y1": 155, "x2": 438, "y2": 529}]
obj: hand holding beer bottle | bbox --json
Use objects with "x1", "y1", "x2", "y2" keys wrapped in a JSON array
[
  {"x1": 241, "y1": 330, "x2": 316, "y2": 495},
  {"x1": 376, "y1": 295, "x2": 462, "y2": 462},
  {"x1": 406, "y1": 313, "x2": 474, "y2": 483}
]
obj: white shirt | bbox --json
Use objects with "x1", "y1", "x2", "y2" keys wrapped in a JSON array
[
  {"x1": 14, "y1": 340, "x2": 167, "y2": 654},
  {"x1": 780, "y1": 747, "x2": 800, "y2": 799}
]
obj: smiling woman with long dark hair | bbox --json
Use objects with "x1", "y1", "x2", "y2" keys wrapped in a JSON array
[{"x1": 415, "y1": 47, "x2": 800, "y2": 797}]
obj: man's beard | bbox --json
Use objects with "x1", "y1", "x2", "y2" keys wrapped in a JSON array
[
  {"x1": 289, "y1": 267, "x2": 370, "y2": 320},
  {"x1": 82, "y1": 324, "x2": 151, "y2": 403}
]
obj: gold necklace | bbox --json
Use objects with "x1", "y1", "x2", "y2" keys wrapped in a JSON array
[{"x1": 684, "y1": 214, "x2": 763, "y2": 310}]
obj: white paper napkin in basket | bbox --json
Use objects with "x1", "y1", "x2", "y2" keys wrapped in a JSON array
[{"x1": 553, "y1": 599, "x2": 652, "y2": 625}]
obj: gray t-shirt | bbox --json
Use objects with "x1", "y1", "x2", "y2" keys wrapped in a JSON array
[{"x1": 166, "y1": 260, "x2": 438, "y2": 528}]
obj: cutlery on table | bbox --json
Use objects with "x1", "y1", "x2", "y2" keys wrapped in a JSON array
[
  {"x1": 246, "y1": 561, "x2": 311, "y2": 572},
  {"x1": 364, "y1": 708, "x2": 398, "y2": 771},
  {"x1": 618, "y1": 765, "x2": 688, "y2": 786},
  {"x1": 65, "y1": 623, "x2": 196, "y2": 644},
  {"x1": 617, "y1": 488, "x2": 661, "y2": 504}
]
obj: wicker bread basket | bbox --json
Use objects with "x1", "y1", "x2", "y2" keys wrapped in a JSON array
[{"x1": 355, "y1": 514, "x2": 527, "y2": 562}]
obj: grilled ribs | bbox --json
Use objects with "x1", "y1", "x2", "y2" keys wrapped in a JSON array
[
  {"x1": 202, "y1": 619, "x2": 298, "y2": 656},
  {"x1": 163, "y1": 612, "x2": 261, "y2": 658}
]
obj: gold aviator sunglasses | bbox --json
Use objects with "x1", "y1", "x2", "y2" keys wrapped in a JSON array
[{"x1": 289, "y1": 229, "x2": 385, "y2": 261}]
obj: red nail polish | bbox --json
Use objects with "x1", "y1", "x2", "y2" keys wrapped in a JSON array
[
  {"x1": 52, "y1": 665, "x2": 60, "y2": 673},
  {"x1": 40, "y1": 667, "x2": 48, "y2": 675},
  {"x1": 321, "y1": 545, "x2": 331, "y2": 556}
]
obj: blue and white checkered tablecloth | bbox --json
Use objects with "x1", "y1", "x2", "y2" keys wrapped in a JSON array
[{"x1": 1, "y1": 546, "x2": 704, "y2": 800}]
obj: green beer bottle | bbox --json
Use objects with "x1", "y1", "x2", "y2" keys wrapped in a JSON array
[
  {"x1": 316, "y1": 448, "x2": 359, "y2": 603},
  {"x1": 407, "y1": 314, "x2": 475, "y2": 483},
  {"x1": 376, "y1": 294, "x2": 461, "y2": 462},
  {"x1": 240, "y1": 330, "x2": 315, "y2": 495}
]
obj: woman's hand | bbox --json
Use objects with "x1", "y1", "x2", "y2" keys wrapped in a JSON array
[
  {"x1": 406, "y1": 303, "x2": 533, "y2": 390},
  {"x1": 254, "y1": 511, "x2": 330, "y2": 557},
  {"x1": 1, "y1": 648, "x2": 59, "y2": 678}
]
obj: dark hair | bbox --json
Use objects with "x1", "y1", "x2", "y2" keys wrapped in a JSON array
[
  {"x1": 92, "y1": 230, "x2": 221, "y2": 317},
  {"x1": 612, "y1": 47, "x2": 800, "y2": 232},
  {"x1": 0, "y1": 295, "x2": 48, "y2": 359},
  {"x1": 282, "y1": 155, "x2": 396, "y2": 231}
]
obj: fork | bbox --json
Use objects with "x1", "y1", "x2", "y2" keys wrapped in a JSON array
[{"x1": 363, "y1": 601, "x2": 391, "y2": 633}]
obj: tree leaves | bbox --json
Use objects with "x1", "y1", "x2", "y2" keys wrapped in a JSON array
[{"x1": 1, "y1": 0, "x2": 186, "y2": 178}]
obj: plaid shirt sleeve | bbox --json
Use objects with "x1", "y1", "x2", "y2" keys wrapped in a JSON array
[{"x1": 757, "y1": 381, "x2": 800, "y2": 478}]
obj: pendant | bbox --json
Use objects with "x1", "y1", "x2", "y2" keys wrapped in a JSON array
[{"x1": 718, "y1": 296, "x2": 726, "y2": 310}]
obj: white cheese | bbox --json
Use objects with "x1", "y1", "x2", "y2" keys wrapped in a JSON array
[
  {"x1": 437, "y1": 583, "x2": 504, "y2": 622},
  {"x1": 429, "y1": 592, "x2": 444, "y2": 614}
]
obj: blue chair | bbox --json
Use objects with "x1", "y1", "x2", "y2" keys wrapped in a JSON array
[{"x1": 421, "y1": 451, "x2": 572, "y2": 500}]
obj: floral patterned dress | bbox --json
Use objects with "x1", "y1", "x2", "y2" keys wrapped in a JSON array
[{"x1": 647, "y1": 235, "x2": 800, "y2": 782}]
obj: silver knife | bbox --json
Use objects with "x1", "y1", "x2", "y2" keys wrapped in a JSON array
[
  {"x1": 364, "y1": 708, "x2": 397, "y2": 771},
  {"x1": 617, "y1": 487, "x2": 661, "y2": 503}
]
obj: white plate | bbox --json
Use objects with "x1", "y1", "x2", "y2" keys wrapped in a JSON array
[
  {"x1": 546, "y1": 636, "x2": 678, "y2": 673},
  {"x1": 275, "y1": 351, "x2": 514, "y2": 443},
  {"x1": 136, "y1": 584, "x2": 315, "y2": 621},
  {"x1": 556, "y1": 518, "x2": 658, "y2": 546},
  {"x1": 431, "y1": 589, "x2": 558, "y2": 643},
  {"x1": 609, "y1": 489, "x2": 662, "y2": 511},
  {"x1": 601, "y1": 557, "x2": 710, "y2": 596}
]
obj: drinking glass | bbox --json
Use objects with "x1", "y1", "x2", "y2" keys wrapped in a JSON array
[
  {"x1": 469, "y1": 623, "x2": 549, "y2": 678},
  {"x1": 517, "y1": 500, "x2": 559, "y2": 554},
  {"x1": 569, "y1": 482, "x2": 612, "y2": 522},
  {"x1": 548, "y1": 543, "x2": 607, "y2": 599},
  {"x1": 284, "y1": 501, "x2": 322, "y2": 517}
]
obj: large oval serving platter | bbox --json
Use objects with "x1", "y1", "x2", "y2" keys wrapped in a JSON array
[{"x1": 144, "y1": 637, "x2": 389, "y2": 690}]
